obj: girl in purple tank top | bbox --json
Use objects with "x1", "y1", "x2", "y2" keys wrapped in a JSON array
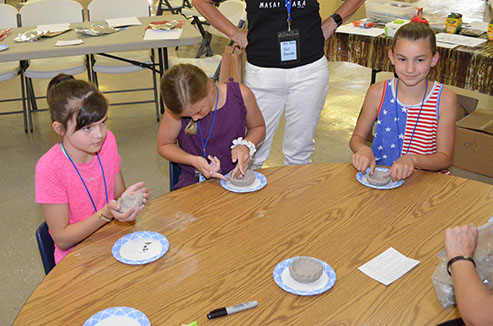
[{"x1": 157, "y1": 64, "x2": 266, "y2": 190}]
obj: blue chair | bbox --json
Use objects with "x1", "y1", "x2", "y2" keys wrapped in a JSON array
[
  {"x1": 35, "y1": 222, "x2": 55, "y2": 275},
  {"x1": 169, "y1": 161, "x2": 181, "y2": 191}
]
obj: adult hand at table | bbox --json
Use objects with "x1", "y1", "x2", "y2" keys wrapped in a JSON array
[
  {"x1": 445, "y1": 224, "x2": 478, "y2": 260},
  {"x1": 352, "y1": 146, "x2": 376, "y2": 174},
  {"x1": 385, "y1": 155, "x2": 415, "y2": 181}
]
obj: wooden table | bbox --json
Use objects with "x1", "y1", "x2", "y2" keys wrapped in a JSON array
[
  {"x1": 14, "y1": 164, "x2": 493, "y2": 325},
  {"x1": 326, "y1": 31, "x2": 493, "y2": 96}
]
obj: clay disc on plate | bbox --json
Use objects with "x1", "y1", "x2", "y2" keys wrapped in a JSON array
[
  {"x1": 288, "y1": 257, "x2": 323, "y2": 283},
  {"x1": 366, "y1": 169, "x2": 391, "y2": 186},
  {"x1": 229, "y1": 170, "x2": 256, "y2": 187}
]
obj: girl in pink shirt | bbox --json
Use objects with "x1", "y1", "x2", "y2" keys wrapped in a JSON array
[{"x1": 35, "y1": 74, "x2": 150, "y2": 264}]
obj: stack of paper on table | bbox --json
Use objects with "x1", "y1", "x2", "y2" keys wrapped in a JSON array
[
  {"x1": 358, "y1": 247, "x2": 420, "y2": 286},
  {"x1": 336, "y1": 24, "x2": 385, "y2": 37},
  {"x1": 144, "y1": 28, "x2": 183, "y2": 41},
  {"x1": 436, "y1": 33, "x2": 487, "y2": 48},
  {"x1": 106, "y1": 17, "x2": 142, "y2": 28}
]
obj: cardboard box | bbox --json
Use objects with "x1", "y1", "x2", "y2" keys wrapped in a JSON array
[
  {"x1": 453, "y1": 109, "x2": 493, "y2": 177},
  {"x1": 456, "y1": 94, "x2": 478, "y2": 120}
]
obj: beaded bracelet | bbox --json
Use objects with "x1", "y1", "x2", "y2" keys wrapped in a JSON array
[
  {"x1": 231, "y1": 137, "x2": 256, "y2": 158},
  {"x1": 98, "y1": 211, "x2": 112, "y2": 223},
  {"x1": 447, "y1": 255, "x2": 476, "y2": 276}
]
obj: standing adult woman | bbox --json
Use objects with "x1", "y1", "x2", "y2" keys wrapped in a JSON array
[{"x1": 193, "y1": 0, "x2": 364, "y2": 168}]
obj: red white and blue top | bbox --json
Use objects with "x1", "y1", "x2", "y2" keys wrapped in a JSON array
[{"x1": 371, "y1": 78, "x2": 449, "y2": 173}]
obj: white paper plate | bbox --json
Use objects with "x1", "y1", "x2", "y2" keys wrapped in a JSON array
[
  {"x1": 0, "y1": 44, "x2": 8, "y2": 52},
  {"x1": 356, "y1": 167, "x2": 404, "y2": 190},
  {"x1": 273, "y1": 257, "x2": 336, "y2": 296},
  {"x1": 84, "y1": 307, "x2": 150, "y2": 326},
  {"x1": 112, "y1": 231, "x2": 169, "y2": 265},
  {"x1": 220, "y1": 171, "x2": 267, "y2": 193}
]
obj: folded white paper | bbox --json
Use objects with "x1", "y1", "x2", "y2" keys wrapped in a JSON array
[
  {"x1": 437, "y1": 41, "x2": 458, "y2": 49},
  {"x1": 469, "y1": 21, "x2": 489, "y2": 32},
  {"x1": 436, "y1": 33, "x2": 487, "y2": 48},
  {"x1": 106, "y1": 17, "x2": 142, "y2": 28},
  {"x1": 144, "y1": 28, "x2": 183, "y2": 41},
  {"x1": 36, "y1": 23, "x2": 70, "y2": 33},
  {"x1": 358, "y1": 247, "x2": 420, "y2": 286},
  {"x1": 336, "y1": 25, "x2": 385, "y2": 37},
  {"x1": 55, "y1": 39, "x2": 84, "y2": 47}
]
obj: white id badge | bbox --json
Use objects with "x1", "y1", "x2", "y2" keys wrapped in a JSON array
[
  {"x1": 195, "y1": 169, "x2": 206, "y2": 182},
  {"x1": 278, "y1": 30, "x2": 300, "y2": 64}
]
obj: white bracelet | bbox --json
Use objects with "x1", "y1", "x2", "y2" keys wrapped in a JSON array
[{"x1": 231, "y1": 137, "x2": 256, "y2": 158}]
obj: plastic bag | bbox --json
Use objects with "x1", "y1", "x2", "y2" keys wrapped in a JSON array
[{"x1": 432, "y1": 221, "x2": 493, "y2": 308}]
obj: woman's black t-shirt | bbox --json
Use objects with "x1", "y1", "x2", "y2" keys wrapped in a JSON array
[{"x1": 245, "y1": 0, "x2": 324, "y2": 68}]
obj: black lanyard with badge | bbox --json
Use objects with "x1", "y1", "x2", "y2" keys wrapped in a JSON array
[{"x1": 278, "y1": 0, "x2": 300, "y2": 64}]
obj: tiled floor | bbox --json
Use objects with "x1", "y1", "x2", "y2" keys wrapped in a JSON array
[{"x1": 1, "y1": 1, "x2": 493, "y2": 324}]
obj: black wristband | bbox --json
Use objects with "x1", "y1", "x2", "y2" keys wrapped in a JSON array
[
  {"x1": 447, "y1": 256, "x2": 476, "y2": 276},
  {"x1": 331, "y1": 13, "x2": 343, "y2": 27}
]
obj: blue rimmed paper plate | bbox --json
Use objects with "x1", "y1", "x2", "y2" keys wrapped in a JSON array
[
  {"x1": 220, "y1": 171, "x2": 267, "y2": 193},
  {"x1": 273, "y1": 257, "x2": 336, "y2": 296},
  {"x1": 84, "y1": 307, "x2": 150, "y2": 326},
  {"x1": 0, "y1": 44, "x2": 8, "y2": 52},
  {"x1": 356, "y1": 167, "x2": 404, "y2": 190},
  {"x1": 112, "y1": 231, "x2": 169, "y2": 265}
]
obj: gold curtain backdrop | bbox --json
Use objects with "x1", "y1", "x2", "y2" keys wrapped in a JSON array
[{"x1": 326, "y1": 32, "x2": 493, "y2": 96}]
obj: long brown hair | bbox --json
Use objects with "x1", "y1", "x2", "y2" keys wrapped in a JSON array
[
  {"x1": 393, "y1": 22, "x2": 437, "y2": 54},
  {"x1": 47, "y1": 73, "x2": 108, "y2": 133},
  {"x1": 160, "y1": 64, "x2": 209, "y2": 134}
]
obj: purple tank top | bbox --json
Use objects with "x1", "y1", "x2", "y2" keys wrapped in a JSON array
[{"x1": 175, "y1": 81, "x2": 247, "y2": 190}]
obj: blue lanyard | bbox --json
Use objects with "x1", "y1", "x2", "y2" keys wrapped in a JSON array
[
  {"x1": 284, "y1": 0, "x2": 293, "y2": 31},
  {"x1": 395, "y1": 79, "x2": 429, "y2": 155},
  {"x1": 60, "y1": 142, "x2": 109, "y2": 213},
  {"x1": 197, "y1": 84, "x2": 219, "y2": 158}
]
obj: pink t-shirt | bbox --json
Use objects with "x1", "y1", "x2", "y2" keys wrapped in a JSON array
[{"x1": 35, "y1": 130, "x2": 121, "y2": 263}]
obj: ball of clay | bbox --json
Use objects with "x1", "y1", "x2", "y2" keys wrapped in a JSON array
[
  {"x1": 118, "y1": 191, "x2": 144, "y2": 213},
  {"x1": 365, "y1": 169, "x2": 391, "y2": 186},
  {"x1": 229, "y1": 170, "x2": 256, "y2": 187},
  {"x1": 289, "y1": 257, "x2": 323, "y2": 283}
]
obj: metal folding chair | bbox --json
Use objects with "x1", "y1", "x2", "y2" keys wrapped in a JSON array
[
  {"x1": 87, "y1": 0, "x2": 161, "y2": 121},
  {"x1": 0, "y1": 3, "x2": 29, "y2": 132},
  {"x1": 19, "y1": 0, "x2": 88, "y2": 132},
  {"x1": 168, "y1": 0, "x2": 246, "y2": 81}
]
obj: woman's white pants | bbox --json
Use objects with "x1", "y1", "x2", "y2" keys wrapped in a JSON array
[{"x1": 244, "y1": 56, "x2": 330, "y2": 168}]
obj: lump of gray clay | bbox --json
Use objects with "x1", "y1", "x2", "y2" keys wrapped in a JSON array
[
  {"x1": 118, "y1": 191, "x2": 144, "y2": 213},
  {"x1": 229, "y1": 170, "x2": 256, "y2": 187},
  {"x1": 289, "y1": 256, "x2": 323, "y2": 283},
  {"x1": 365, "y1": 169, "x2": 391, "y2": 186}
]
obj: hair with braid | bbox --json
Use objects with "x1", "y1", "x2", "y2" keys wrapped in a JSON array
[{"x1": 160, "y1": 64, "x2": 210, "y2": 134}]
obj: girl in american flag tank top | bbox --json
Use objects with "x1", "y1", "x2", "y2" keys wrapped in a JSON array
[{"x1": 349, "y1": 21, "x2": 457, "y2": 182}]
